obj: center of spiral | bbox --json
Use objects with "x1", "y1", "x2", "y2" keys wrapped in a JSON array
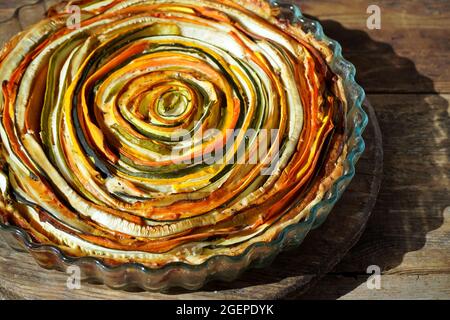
[{"x1": 156, "y1": 89, "x2": 189, "y2": 118}]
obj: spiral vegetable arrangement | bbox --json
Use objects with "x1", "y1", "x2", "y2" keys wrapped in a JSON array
[{"x1": 0, "y1": 0, "x2": 348, "y2": 266}]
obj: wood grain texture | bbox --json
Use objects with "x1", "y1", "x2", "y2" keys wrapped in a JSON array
[
  {"x1": 293, "y1": 0, "x2": 450, "y2": 299},
  {"x1": 300, "y1": 0, "x2": 450, "y2": 94},
  {"x1": 300, "y1": 274, "x2": 450, "y2": 300},
  {"x1": 0, "y1": 0, "x2": 33, "y2": 21},
  {"x1": 0, "y1": 0, "x2": 449, "y2": 300},
  {"x1": 298, "y1": 95, "x2": 450, "y2": 299}
]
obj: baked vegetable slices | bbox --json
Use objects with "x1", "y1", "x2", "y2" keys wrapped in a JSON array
[{"x1": 0, "y1": 0, "x2": 349, "y2": 267}]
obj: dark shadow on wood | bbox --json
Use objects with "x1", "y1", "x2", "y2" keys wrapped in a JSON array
[{"x1": 294, "y1": 17, "x2": 448, "y2": 300}]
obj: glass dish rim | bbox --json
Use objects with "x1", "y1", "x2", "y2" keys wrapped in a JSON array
[{"x1": 0, "y1": 0, "x2": 368, "y2": 281}]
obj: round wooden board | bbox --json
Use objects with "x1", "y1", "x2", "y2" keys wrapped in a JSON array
[{"x1": 0, "y1": 100, "x2": 382, "y2": 300}]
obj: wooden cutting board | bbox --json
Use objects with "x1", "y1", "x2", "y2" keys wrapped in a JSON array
[{"x1": 0, "y1": 0, "x2": 383, "y2": 299}]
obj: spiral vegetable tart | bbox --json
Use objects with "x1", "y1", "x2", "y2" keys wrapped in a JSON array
[{"x1": 0, "y1": 0, "x2": 349, "y2": 267}]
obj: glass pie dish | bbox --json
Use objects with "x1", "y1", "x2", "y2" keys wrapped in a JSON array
[{"x1": 0, "y1": 0, "x2": 367, "y2": 291}]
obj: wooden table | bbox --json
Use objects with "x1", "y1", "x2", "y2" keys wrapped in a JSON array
[
  {"x1": 0, "y1": 0, "x2": 449, "y2": 299},
  {"x1": 294, "y1": 0, "x2": 450, "y2": 299}
]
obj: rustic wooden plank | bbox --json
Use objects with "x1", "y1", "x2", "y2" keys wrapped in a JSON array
[
  {"x1": 299, "y1": 274, "x2": 450, "y2": 300},
  {"x1": 0, "y1": 0, "x2": 31, "y2": 21},
  {"x1": 300, "y1": 0, "x2": 450, "y2": 93},
  {"x1": 297, "y1": 94, "x2": 450, "y2": 299},
  {"x1": 336, "y1": 93, "x2": 449, "y2": 273},
  {"x1": 296, "y1": 0, "x2": 450, "y2": 291}
]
